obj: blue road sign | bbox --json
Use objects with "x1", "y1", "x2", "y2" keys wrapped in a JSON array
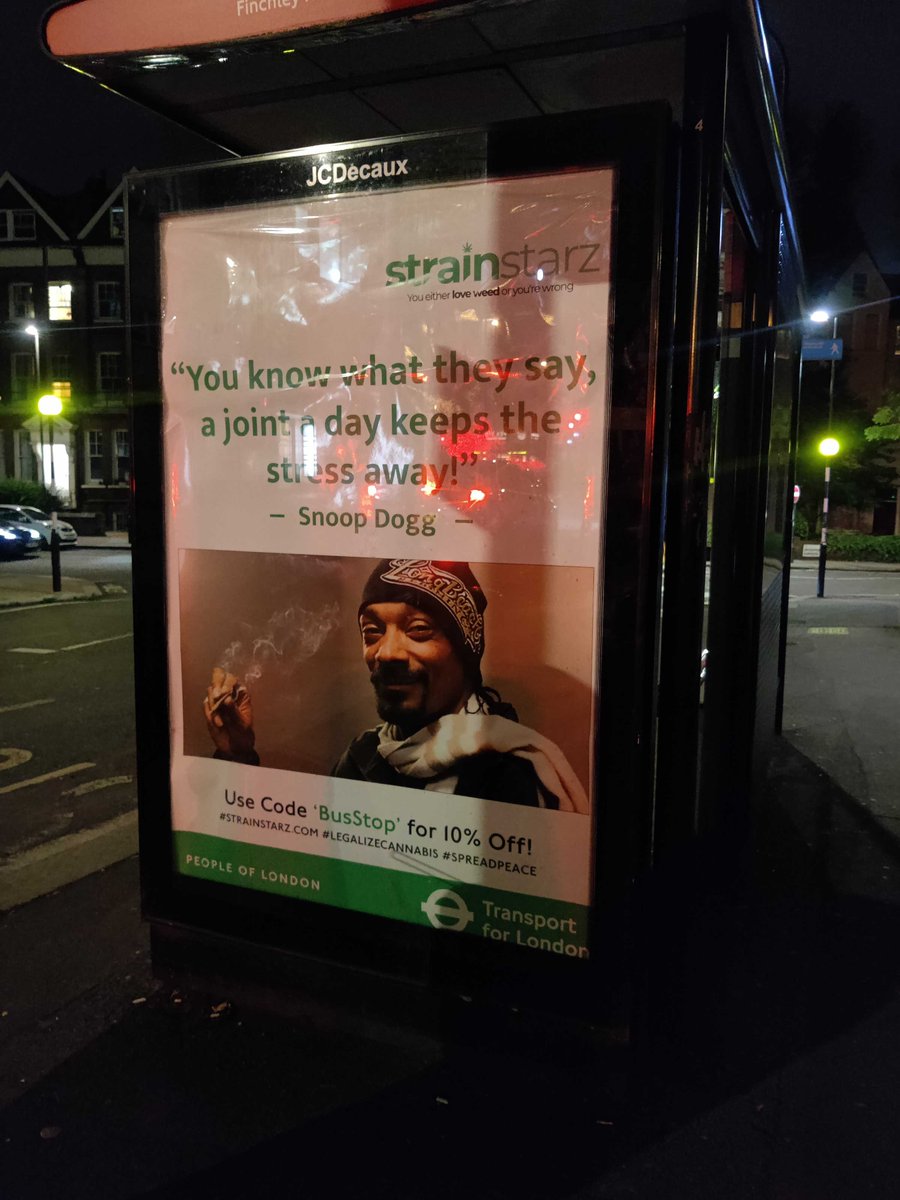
[{"x1": 802, "y1": 337, "x2": 843, "y2": 361}]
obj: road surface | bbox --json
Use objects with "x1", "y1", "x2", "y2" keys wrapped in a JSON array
[{"x1": 0, "y1": 598, "x2": 135, "y2": 863}]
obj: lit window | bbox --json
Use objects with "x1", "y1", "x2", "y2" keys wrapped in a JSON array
[
  {"x1": 51, "y1": 359, "x2": 72, "y2": 401},
  {"x1": 9, "y1": 283, "x2": 34, "y2": 319},
  {"x1": 109, "y1": 207, "x2": 125, "y2": 239},
  {"x1": 48, "y1": 283, "x2": 73, "y2": 321}
]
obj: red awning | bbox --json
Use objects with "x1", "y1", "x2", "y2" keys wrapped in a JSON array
[{"x1": 44, "y1": 0, "x2": 442, "y2": 57}]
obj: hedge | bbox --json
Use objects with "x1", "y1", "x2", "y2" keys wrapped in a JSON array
[
  {"x1": 0, "y1": 478, "x2": 65, "y2": 512},
  {"x1": 827, "y1": 532, "x2": 900, "y2": 563}
]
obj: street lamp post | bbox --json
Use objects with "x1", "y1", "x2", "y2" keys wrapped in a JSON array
[
  {"x1": 817, "y1": 436, "x2": 840, "y2": 598},
  {"x1": 809, "y1": 308, "x2": 838, "y2": 428},
  {"x1": 37, "y1": 394, "x2": 64, "y2": 593},
  {"x1": 38, "y1": 394, "x2": 63, "y2": 489},
  {"x1": 24, "y1": 323, "x2": 41, "y2": 381},
  {"x1": 24, "y1": 324, "x2": 44, "y2": 484},
  {"x1": 809, "y1": 309, "x2": 841, "y2": 599}
]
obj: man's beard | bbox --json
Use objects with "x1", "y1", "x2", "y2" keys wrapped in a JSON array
[{"x1": 370, "y1": 662, "x2": 431, "y2": 732}]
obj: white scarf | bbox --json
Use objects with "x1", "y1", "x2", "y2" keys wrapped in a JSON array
[{"x1": 376, "y1": 712, "x2": 589, "y2": 813}]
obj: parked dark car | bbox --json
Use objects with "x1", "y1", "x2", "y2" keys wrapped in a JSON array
[{"x1": 0, "y1": 520, "x2": 42, "y2": 559}]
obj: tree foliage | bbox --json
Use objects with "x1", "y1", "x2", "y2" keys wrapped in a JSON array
[
  {"x1": 796, "y1": 383, "x2": 896, "y2": 529},
  {"x1": 865, "y1": 396, "x2": 900, "y2": 443}
]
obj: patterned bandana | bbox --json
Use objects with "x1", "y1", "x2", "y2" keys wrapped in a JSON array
[{"x1": 359, "y1": 560, "x2": 486, "y2": 659}]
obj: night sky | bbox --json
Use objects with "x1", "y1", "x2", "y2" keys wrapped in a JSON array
[
  {"x1": 2, "y1": 0, "x2": 899, "y2": 271},
  {"x1": 1, "y1": 0, "x2": 226, "y2": 193},
  {"x1": 764, "y1": 0, "x2": 900, "y2": 275}
]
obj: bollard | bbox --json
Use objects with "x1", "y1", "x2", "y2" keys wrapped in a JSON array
[{"x1": 50, "y1": 512, "x2": 61, "y2": 593}]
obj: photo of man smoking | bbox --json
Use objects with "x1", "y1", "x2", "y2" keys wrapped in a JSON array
[{"x1": 180, "y1": 552, "x2": 593, "y2": 812}]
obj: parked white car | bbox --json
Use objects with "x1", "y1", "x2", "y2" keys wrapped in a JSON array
[{"x1": 0, "y1": 505, "x2": 78, "y2": 549}]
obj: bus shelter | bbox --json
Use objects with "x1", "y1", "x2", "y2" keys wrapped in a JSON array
[{"x1": 43, "y1": 0, "x2": 805, "y2": 1036}]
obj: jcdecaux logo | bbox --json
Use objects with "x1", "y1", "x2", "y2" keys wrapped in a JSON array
[{"x1": 305, "y1": 157, "x2": 409, "y2": 187}]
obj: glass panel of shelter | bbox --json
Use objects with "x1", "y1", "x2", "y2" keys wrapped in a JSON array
[{"x1": 697, "y1": 200, "x2": 751, "y2": 812}]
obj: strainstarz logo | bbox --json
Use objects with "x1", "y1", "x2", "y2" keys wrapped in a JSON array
[
  {"x1": 305, "y1": 158, "x2": 409, "y2": 188},
  {"x1": 421, "y1": 889, "x2": 474, "y2": 932},
  {"x1": 385, "y1": 239, "x2": 604, "y2": 287}
]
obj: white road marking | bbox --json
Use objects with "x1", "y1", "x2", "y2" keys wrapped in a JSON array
[
  {"x1": 0, "y1": 748, "x2": 33, "y2": 772},
  {"x1": 60, "y1": 632, "x2": 133, "y2": 652},
  {"x1": 0, "y1": 762, "x2": 95, "y2": 795},
  {"x1": 0, "y1": 699, "x2": 54, "y2": 714},
  {"x1": 7, "y1": 632, "x2": 133, "y2": 655},
  {"x1": 0, "y1": 597, "x2": 131, "y2": 616},
  {"x1": 61, "y1": 775, "x2": 133, "y2": 798}
]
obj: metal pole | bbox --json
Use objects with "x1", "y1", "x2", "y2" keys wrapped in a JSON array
[
  {"x1": 827, "y1": 315, "x2": 836, "y2": 428},
  {"x1": 817, "y1": 464, "x2": 830, "y2": 598},
  {"x1": 50, "y1": 512, "x2": 61, "y2": 593},
  {"x1": 38, "y1": 415, "x2": 46, "y2": 486},
  {"x1": 33, "y1": 329, "x2": 46, "y2": 486},
  {"x1": 817, "y1": 316, "x2": 838, "y2": 600}
]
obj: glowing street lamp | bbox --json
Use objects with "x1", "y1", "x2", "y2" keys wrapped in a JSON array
[{"x1": 817, "y1": 435, "x2": 840, "y2": 598}]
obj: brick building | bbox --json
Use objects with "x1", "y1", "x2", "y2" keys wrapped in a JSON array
[{"x1": 0, "y1": 171, "x2": 130, "y2": 530}]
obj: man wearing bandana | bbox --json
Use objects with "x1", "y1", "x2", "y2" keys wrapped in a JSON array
[{"x1": 205, "y1": 559, "x2": 588, "y2": 812}]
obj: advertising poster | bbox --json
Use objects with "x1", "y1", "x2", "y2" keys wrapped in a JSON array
[{"x1": 161, "y1": 157, "x2": 614, "y2": 958}]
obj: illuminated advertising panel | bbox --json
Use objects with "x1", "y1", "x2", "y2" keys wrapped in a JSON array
[
  {"x1": 46, "y1": 0, "x2": 455, "y2": 58},
  {"x1": 156, "y1": 147, "x2": 614, "y2": 959}
]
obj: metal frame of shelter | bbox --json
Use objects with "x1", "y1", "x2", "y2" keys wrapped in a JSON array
[{"x1": 43, "y1": 0, "x2": 806, "y2": 1039}]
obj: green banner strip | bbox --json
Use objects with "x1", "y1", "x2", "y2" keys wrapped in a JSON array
[{"x1": 175, "y1": 831, "x2": 589, "y2": 958}]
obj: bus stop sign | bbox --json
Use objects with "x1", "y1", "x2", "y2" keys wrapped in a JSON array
[{"x1": 802, "y1": 337, "x2": 843, "y2": 361}]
